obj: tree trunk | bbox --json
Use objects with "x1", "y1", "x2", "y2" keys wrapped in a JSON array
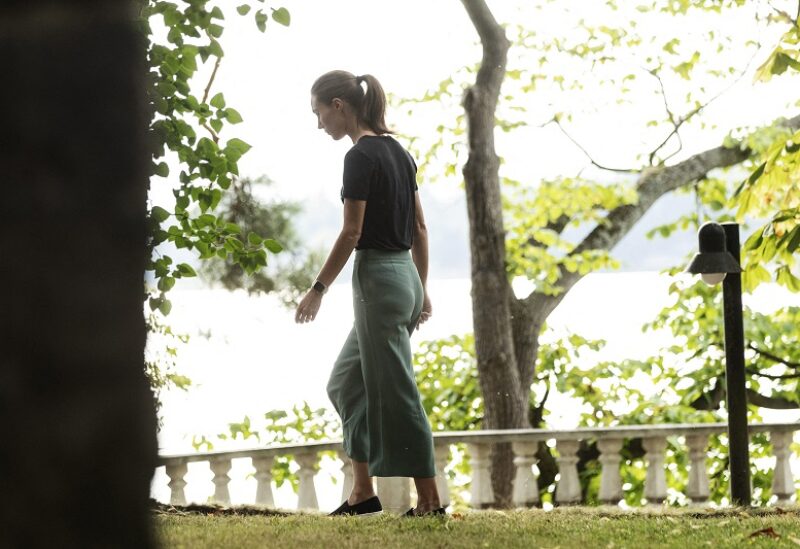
[
  {"x1": 0, "y1": 3, "x2": 157, "y2": 547},
  {"x1": 460, "y1": 0, "x2": 527, "y2": 507}
]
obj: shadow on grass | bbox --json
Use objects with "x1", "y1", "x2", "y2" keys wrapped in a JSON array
[{"x1": 151, "y1": 500, "x2": 293, "y2": 517}]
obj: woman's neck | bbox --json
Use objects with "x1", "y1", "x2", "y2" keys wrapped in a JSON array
[{"x1": 348, "y1": 123, "x2": 378, "y2": 144}]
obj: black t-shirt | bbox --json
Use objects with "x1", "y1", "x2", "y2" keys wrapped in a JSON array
[{"x1": 341, "y1": 135, "x2": 418, "y2": 250}]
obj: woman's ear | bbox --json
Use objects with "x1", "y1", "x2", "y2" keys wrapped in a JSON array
[{"x1": 332, "y1": 98, "x2": 343, "y2": 111}]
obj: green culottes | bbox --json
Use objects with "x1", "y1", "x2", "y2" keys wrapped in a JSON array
[{"x1": 326, "y1": 249, "x2": 436, "y2": 478}]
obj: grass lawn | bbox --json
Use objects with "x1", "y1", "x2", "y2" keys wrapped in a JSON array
[{"x1": 156, "y1": 505, "x2": 800, "y2": 548}]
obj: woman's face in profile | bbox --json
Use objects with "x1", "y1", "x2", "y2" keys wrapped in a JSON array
[{"x1": 311, "y1": 95, "x2": 346, "y2": 141}]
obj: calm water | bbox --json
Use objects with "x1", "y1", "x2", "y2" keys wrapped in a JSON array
[{"x1": 150, "y1": 272, "x2": 799, "y2": 508}]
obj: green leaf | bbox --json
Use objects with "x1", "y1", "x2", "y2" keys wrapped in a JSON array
[
  {"x1": 237, "y1": 4, "x2": 251, "y2": 15},
  {"x1": 210, "y1": 118, "x2": 223, "y2": 133},
  {"x1": 159, "y1": 299, "x2": 173, "y2": 316},
  {"x1": 207, "y1": 39, "x2": 224, "y2": 58},
  {"x1": 208, "y1": 24, "x2": 224, "y2": 39},
  {"x1": 224, "y1": 138, "x2": 252, "y2": 162},
  {"x1": 210, "y1": 6, "x2": 224, "y2": 19},
  {"x1": 154, "y1": 162, "x2": 169, "y2": 178},
  {"x1": 271, "y1": 7, "x2": 291, "y2": 26},
  {"x1": 176, "y1": 263, "x2": 197, "y2": 277},
  {"x1": 224, "y1": 108, "x2": 243, "y2": 124},
  {"x1": 158, "y1": 276, "x2": 176, "y2": 292},
  {"x1": 248, "y1": 232, "x2": 263, "y2": 245},
  {"x1": 255, "y1": 10, "x2": 267, "y2": 32},
  {"x1": 210, "y1": 92, "x2": 226, "y2": 109},
  {"x1": 163, "y1": 8, "x2": 182, "y2": 27},
  {"x1": 151, "y1": 206, "x2": 171, "y2": 223},
  {"x1": 264, "y1": 239, "x2": 283, "y2": 253},
  {"x1": 786, "y1": 225, "x2": 800, "y2": 253}
]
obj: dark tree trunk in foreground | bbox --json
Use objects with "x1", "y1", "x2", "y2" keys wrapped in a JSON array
[
  {"x1": 459, "y1": 0, "x2": 800, "y2": 507},
  {"x1": 0, "y1": 3, "x2": 157, "y2": 547}
]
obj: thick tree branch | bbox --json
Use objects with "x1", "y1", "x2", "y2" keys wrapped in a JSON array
[
  {"x1": 690, "y1": 377, "x2": 726, "y2": 411},
  {"x1": 747, "y1": 368, "x2": 800, "y2": 380},
  {"x1": 745, "y1": 389, "x2": 800, "y2": 409},
  {"x1": 525, "y1": 214, "x2": 571, "y2": 248},
  {"x1": 525, "y1": 113, "x2": 800, "y2": 322},
  {"x1": 749, "y1": 343, "x2": 800, "y2": 369}
]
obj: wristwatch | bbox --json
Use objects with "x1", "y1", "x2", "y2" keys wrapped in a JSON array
[{"x1": 312, "y1": 279, "x2": 328, "y2": 295}]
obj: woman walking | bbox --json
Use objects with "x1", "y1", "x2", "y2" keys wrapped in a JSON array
[{"x1": 295, "y1": 70, "x2": 443, "y2": 517}]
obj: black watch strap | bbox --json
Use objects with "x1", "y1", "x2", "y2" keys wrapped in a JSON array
[{"x1": 313, "y1": 280, "x2": 327, "y2": 294}]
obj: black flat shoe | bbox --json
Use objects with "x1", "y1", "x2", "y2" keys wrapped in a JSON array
[
  {"x1": 329, "y1": 496, "x2": 383, "y2": 516},
  {"x1": 404, "y1": 506, "x2": 446, "y2": 517}
]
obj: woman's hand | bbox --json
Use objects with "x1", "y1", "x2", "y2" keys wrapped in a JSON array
[
  {"x1": 295, "y1": 290, "x2": 323, "y2": 324},
  {"x1": 416, "y1": 291, "x2": 432, "y2": 330}
]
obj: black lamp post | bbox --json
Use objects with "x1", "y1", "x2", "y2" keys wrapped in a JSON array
[{"x1": 686, "y1": 221, "x2": 751, "y2": 506}]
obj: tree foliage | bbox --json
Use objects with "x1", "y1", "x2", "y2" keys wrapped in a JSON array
[
  {"x1": 735, "y1": 8, "x2": 800, "y2": 291},
  {"x1": 139, "y1": 2, "x2": 323, "y2": 404},
  {"x1": 198, "y1": 176, "x2": 324, "y2": 307},
  {"x1": 139, "y1": 0, "x2": 291, "y2": 316}
]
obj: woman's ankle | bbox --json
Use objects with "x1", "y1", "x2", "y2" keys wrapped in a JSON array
[
  {"x1": 415, "y1": 499, "x2": 442, "y2": 512},
  {"x1": 347, "y1": 490, "x2": 377, "y2": 505}
]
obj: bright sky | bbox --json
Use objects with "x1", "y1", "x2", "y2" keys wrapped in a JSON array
[{"x1": 150, "y1": 0, "x2": 798, "y2": 277}]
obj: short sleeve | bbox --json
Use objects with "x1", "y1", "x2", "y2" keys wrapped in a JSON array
[
  {"x1": 342, "y1": 148, "x2": 374, "y2": 201},
  {"x1": 405, "y1": 149, "x2": 419, "y2": 191}
]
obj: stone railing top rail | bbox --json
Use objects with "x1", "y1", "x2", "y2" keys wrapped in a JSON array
[{"x1": 157, "y1": 421, "x2": 799, "y2": 465}]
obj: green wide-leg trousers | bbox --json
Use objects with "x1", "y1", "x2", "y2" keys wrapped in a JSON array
[{"x1": 326, "y1": 249, "x2": 436, "y2": 478}]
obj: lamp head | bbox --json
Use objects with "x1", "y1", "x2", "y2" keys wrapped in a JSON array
[{"x1": 686, "y1": 222, "x2": 742, "y2": 284}]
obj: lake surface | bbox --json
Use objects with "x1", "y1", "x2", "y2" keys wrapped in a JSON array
[{"x1": 151, "y1": 272, "x2": 800, "y2": 508}]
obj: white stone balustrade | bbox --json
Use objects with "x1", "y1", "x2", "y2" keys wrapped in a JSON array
[
  {"x1": 468, "y1": 443, "x2": 495, "y2": 509},
  {"x1": 209, "y1": 458, "x2": 232, "y2": 505},
  {"x1": 512, "y1": 441, "x2": 539, "y2": 507},
  {"x1": 252, "y1": 456, "x2": 274, "y2": 507},
  {"x1": 643, "y1": 436, "x2": 668, "y2": 504},
  {"x1": 597, "y1": 438, "x2": 623, "y2": 505},
  {"x1": 555, "y1": 439, "x2": 582, "y2": 504},
  {"x1": 156, "y1": 422, "x2": 798, "y2": 512},
  {"x1": 772, "y1": 430, "x2": 795, "y2": 503},
  {"x1": 295, "y1": 452, "x2": 319, "y2": 510},
  {"x1": 685, "y1": 434, "x2": 710, "y2": 503}
]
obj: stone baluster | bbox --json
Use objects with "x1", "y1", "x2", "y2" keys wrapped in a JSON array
[
  {"x1": 165, "y1": 462, "x2": 188, "y2": 506},
  {"x1": 376, "y1": 477, "x2": 410, "y2": 514},
  {"x1": 295, "y1": 452, "x2": 319, "y2": 510},
  {"x1": 434, "y1": 444, "x2": 451, "y2": 508},
  {"x1": 597, "y1": 438, "x2": 623, "y2": 505},
  {"x1": 337, "y1": 450, "x2": 354, "y2": 504},
  {"x1": 771, "y1": 431, "x2": 795, "y2": 503},
  {"x1": 512, "y1": 441, "x2": 539, "y2": 508},
  {"x1": 643, "y1": 436, "x2": 668, "y2": 504},
  {"x1": 555, "y1": 440, "x2": 581, "y2": 505},
  {"x1": 252, "y1": 456, "x2": 275, "y2": 507},
  {"x1": 209, "y1": 458, "x2": 232, "y2": 504},
  {"x1": 685, "y1": 434, "x2": 710, "y2": 504},
  {"x1": 468, "y1": 443, "x2": 495, "y2": 508}
]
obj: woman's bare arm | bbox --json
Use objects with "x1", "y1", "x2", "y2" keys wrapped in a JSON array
[
  {"x1": 410, "y1": 191, "x2": 428, "y2": 288},
  {"x1": 295, "y1": 198, "x2": 365, "y2": 323},
  {"x1": 316, "y1": 198, "x2": 366, "y2": 287},
  {"x1": 411, "y1": 192, "x2": 432, "y2": 328}
]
